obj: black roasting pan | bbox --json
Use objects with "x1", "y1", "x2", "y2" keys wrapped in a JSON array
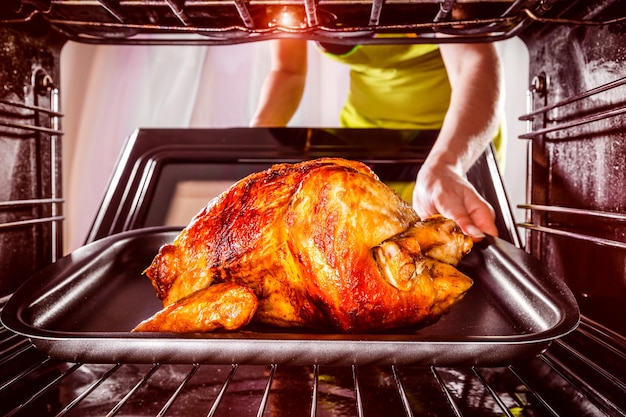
[{"x1": 1, "y1": 226, "x2": 579, "y2": 366}]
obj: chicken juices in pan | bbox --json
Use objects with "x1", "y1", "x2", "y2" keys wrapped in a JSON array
[{"x1": 133, "y1": 158, "x2": 473, "y2": 333}]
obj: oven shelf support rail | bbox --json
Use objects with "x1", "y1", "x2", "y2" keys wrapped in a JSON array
[
  {"x1": 519, "y1": 69, "x2": 626, "y2": 251},
  {"x1": 519, "y1": 77, "x2": 626, "y2": 140},
  {"x1": 517, "y1": 204, "x2": 626, "y2": 250},
  {"x1": 1, "y1": 0, "x2": 597, "y2": 45},
  {"x1": 0, "y1": 68, "x2": 65, "y2": 287}
]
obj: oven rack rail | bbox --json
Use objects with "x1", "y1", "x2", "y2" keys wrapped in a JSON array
[
  {"x1": 0, "y1": 79, "x2": 64, "y2": 265},
  {"x1": 0, "y1": 0, "x2": 615, "y2": 45},
  {"x1": 517, "y1": 205, "x2": 626, "y2": 250},
  {"x1": 0, "y1": 311, "x2": 624, "y2": 417},
  {"x1": 517, "y1": 74, "x2": 626, "y2": 251},
  {"x1": 519, "y1": 77, "x2": 626, "y2": 141}
]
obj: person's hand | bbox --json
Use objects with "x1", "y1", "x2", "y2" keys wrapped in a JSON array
[{"x1": 412, "y1": 163, "x2": 498, "y2": 241}]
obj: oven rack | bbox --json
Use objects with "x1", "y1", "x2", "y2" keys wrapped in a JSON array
[
  {"x1": 0, "y1": 69, "x2": 63, "y2": 299},
  {"x1": 0, "y1": 0, "x2": 573, "y2": 45},
  {"x1": 0, "y1": 310, "x2": 624, "y2": 417},
  {"x1": 519, "y1": 77, "x2": 626, "y2": 142},
  {"x1": 517, "y1": 74, "x2": 626, "y2": 252}
]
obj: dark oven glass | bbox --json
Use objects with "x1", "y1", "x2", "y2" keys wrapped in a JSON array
[{"x1": 87, "y1": 127, "x2": 518, "y2": 245}]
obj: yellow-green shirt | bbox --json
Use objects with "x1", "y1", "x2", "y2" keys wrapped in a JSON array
[
  {"x1": 322, "y1": 44, "x2": 451, "y2": 129},
  {"x1": 320, "y1": 43, "x2": 505, "y2": 165}
]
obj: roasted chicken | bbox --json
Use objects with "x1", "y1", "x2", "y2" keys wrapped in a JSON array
[{"x1": 133, "y1": 158, "x2": 473, "y2": 333}]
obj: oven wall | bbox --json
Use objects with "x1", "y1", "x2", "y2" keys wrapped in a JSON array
[
  {"x1": 0, "y1": 22, "x2": 64, "y2": 298},
  {"x1": 60, "y1": 38, "x2": 529, "y2": 254},
  {"x1": 520, "y1": 0, "x2": 626, "y2": 335}
]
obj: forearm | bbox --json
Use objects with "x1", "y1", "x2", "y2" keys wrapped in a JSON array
[
  {"x1": 413, "y1": 43, "x2": 502, "y2": 239},
  {"x1": 250, "y1": 39, "x2": 308, "y2": 127},
  {"x1": 425, "y1": 43, "x2": 502, "y2": 174},
  {"x1": 250, "y1": 70, "x2": 306, "y2": 126}
]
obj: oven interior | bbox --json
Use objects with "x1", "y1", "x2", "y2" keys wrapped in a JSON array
[{"x1": 1, "y1": 0, "x2": 625, "y2": 416}]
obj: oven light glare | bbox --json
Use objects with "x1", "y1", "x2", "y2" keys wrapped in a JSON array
[
  {"x1": 278, "y1": 11, "x2": 297, "y2": 27},
  {"x1": 268, "y1": 8, "x2": 305, "y2": 29}
]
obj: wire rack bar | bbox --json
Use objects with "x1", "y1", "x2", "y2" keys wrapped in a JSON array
[
  {"x1": 519, "y1": 104, "x2": 626, "y2": 140},
  {"x1": 507, "y1": 362, "x2": 561, "y2": 417},
  {"x1": 0, "y1": 120, "x2": 64, "y2": 136},
  {"x1": 233, "y1": 0, "x2": 255, "y2": 28},
  {"x1": 576, "y1": 319, "x2": 626, "y2": 361},
  {"x1": 516, "y1": 222, "x2": 626, "y2": 250},
  {"x1": 95, "y1": 0, "x2": 126, "y2": 23},
  {"x1": 391, "y1": 365, "x2": 415, "y2": 417},
  {"x1": 107, "y1": 363, "x2": 161, "y2": 416},
  {"x1": 303, "y1": 0, "x2": 319, "y2": 27},
  {"x1": 310, "y1": 364, "x2": 319, "y2": 417},
  {"x1": 206, "y1": 364, "x2": 238, "y2": 417},
  {"x1": 4, "y1": 362, "x2": 82, "y2": 417},
  {"x1": 0, "y1": 351, "x2": 48, "y2": 394},
  {"x1": 553, "y1": 339, "x2": 626, "y2": 393},
  {"x1": 155, "y1": 364, "x2": 199, "y2": 417},
  {"x1": 518, "y1": 204, "x2": 626, "y2": 221},
  {"x1": 368, "y1": 0, "x2": 384, "y2": 26},
  {"x1": 0, "y1": 323, "x2": 27, "y2": 343},
  {"x1": 520, "y1": 77, "x2": 626, "y2": 121},
  {"x1": 435, "y1": 0, "x2": 456, "y2": 21},
  {"x1": 0, "y1": 336, "x2": 32, "y2": 366},
  {"x1": 0, "y1": 99, "x2": 64, "y2": 118},
  {"x1": 256, "y1": 364, "x2": 277, "y2": 417},
  {"x1": 0, "y1": 216, "x2": 65, "y2": 230},
  {"x1": 352, "y1": 365, "x2": 365, "y2": 417},
  {"x1": 472, "y1": 367, "x2": 516, "y2": 417},
  {"x1": 431, "y1": 367, "x2": 463, "y2": 417},
  {"x1": 56, "y1": 364, "x2": 123, "y2": 417},
  {"x1": 540, "y1": 349, "x2": 626, "y2": 417},
  {"x1": 165, "y1": 0, "x2": 191, "y2": 25}
]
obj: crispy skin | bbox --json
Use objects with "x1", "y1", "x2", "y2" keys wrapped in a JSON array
[
  {"x1": 138, "y1": 158, "x2": 473, "y2": 333},
  {"x1": 132, "y1": 283, "x2": 257, "y2": 332}
]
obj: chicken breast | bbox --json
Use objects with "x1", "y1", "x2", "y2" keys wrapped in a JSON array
[{"x1": 133, "y1": 157, "x2": 473, "y2": 333}]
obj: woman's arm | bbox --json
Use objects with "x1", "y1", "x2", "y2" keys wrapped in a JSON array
[
  {"x1": 250, "y1": 39, "x2": 308, "y2": 126},
  {"x1": 413, "y1": 42, "x2": 503, "y2": 240}
]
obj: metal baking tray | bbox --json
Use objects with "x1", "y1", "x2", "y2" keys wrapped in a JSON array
[{"x1": 1, "y1": 226, "x2": 580, "y2": 367}]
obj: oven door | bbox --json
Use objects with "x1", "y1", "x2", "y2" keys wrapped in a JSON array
[{"x1": 86, "y1": 127, "x2": 520, "y2": 245}]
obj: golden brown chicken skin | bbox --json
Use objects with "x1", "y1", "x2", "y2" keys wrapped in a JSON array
[
  {"x1": 133, "y1": 282, "x2": 258, "y2": 332},
  {"x1": 135, "y1": 158, "x2": 473, "y2": 333}
]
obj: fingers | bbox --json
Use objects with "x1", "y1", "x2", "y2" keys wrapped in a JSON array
[
  {"x1": 452, "y1": 193, "x2": 498, "y2": 241},
  {"x1": 412, "y1": 171, "x2": 498, "y2": 241}
]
